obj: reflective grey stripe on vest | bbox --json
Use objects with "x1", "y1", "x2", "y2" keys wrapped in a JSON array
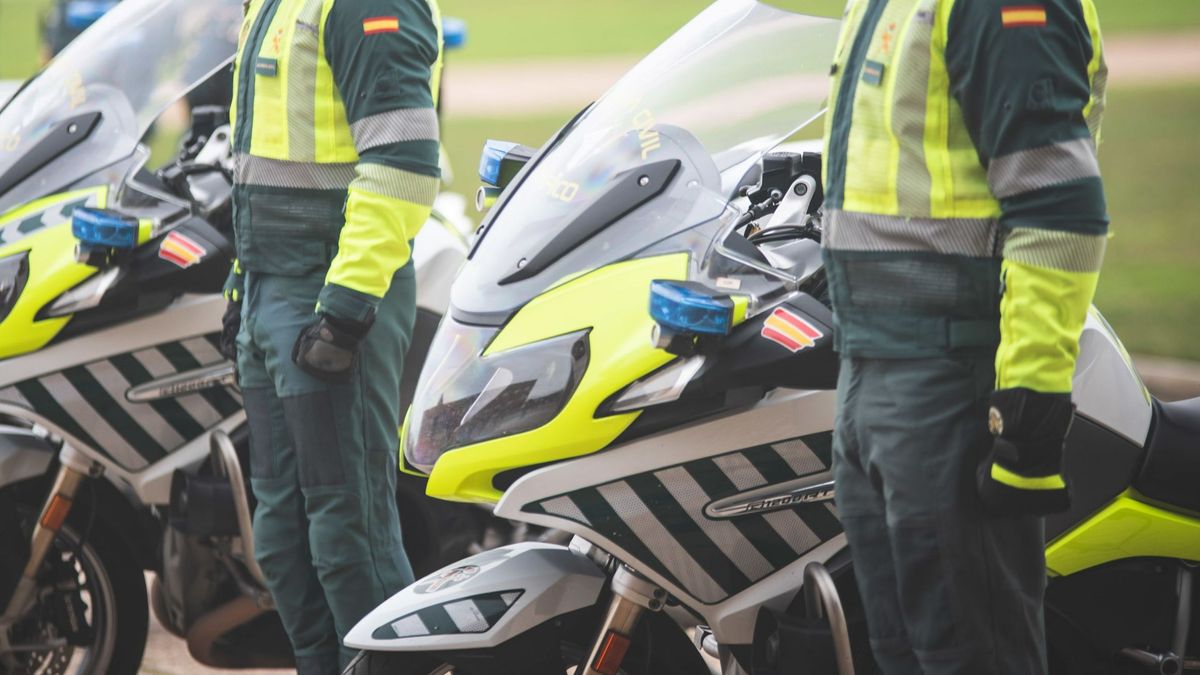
[
  {"x1": 235, "y1": 154, "x2": 357, "y2": 190},
  {"x1": 987, "y1": 137, "x2": 1101, "y2": 199},
  {"x1": 891, "y1": 0, "x2": 935, "y2": 217},
  {"x1": 286, "y1": 0, "x2": 325, "y2": 163},
  {"x1": 350, "y1": 108, "x2": 440, "y2": 154},
  {"x1": 824, "y1": 210, "x2": 1001, "y2": 258}
]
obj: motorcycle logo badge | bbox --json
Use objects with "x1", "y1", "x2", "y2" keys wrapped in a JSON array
[
  {"x1": 413, "y1": 564, "x2": 480, "y2": 594},
  {"x1": 760, "y1": 307, "x2": 823, "y2": 353},
  {"x1": 158, "y1": 232, "x2": 207, "y2": 269}
]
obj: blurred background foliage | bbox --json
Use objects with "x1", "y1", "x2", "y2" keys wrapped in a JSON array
[{"x1": 0, "y1": 0, "x2": 1196, "y2": 358}]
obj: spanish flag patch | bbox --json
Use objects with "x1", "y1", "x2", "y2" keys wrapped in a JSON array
[
  {"x1": 760, "y1": 308, "x2": 824, "y2": 353},
  {"x1": 1001, "y1": 5, "x2": 1048, "y2": 28},
  {"x1": 363, "y1": 16, "x2": 400, "y2": 35}
]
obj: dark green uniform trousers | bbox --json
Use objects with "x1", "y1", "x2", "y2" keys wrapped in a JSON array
[
  {"x1": 237, "y1": 265, "x2": 416, "y2": 674},
  {"x1": 832, "y1": 353, "x2": 1047, "y2": 674}
]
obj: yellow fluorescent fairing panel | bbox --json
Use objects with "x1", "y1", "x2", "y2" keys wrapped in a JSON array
[
  {"x1": 1045, "y1": 491, "x2": 1200, "y2": 576},
  {"x1": 0, "y1": 188, "x2": 107, "y2": 359},
  {"x1": 425, "y1": 253, "x2": 689, "y2": 503}
]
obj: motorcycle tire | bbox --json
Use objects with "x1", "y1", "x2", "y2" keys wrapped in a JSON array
[{"x1": 1, "y1": 494, "x2": 148, "y2": 675}]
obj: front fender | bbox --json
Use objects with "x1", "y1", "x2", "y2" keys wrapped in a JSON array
[
  {"x1": 344, "y1": 543, "x2": 606, "y2": 652},
  {"x1": 0, "y1": 426, "x2": 55, "y2": 488}
]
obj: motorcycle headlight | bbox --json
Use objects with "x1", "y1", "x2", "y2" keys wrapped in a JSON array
[
  {"x1": 0, "y1": 252, "x2": 30, "y2": 324},
  {"x1": 405, "y1": 318, "x2": 590, "y2": 473}
]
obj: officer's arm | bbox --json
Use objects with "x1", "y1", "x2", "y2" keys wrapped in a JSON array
[
  {"x1": 945, "y1": 0, "x2": 1108, "y2": 395},
  {"x1": 319, "y1": 0, "x2": 441, "y2": 324}
]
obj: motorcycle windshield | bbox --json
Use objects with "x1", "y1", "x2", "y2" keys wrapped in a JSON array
[
  {"x1": 453, "y1": 0, "x2": 839, "y2": 322},
  {"x1": 0, "y1": 0, "x2": 241, "y2": 212}
]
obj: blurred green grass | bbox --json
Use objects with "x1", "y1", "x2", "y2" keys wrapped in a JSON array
[{"x1": 1, "y1": 0, "x2": 1198, "y2": 359}]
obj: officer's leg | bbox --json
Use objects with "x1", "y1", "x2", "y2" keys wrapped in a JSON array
[
  {"x1": 833, "y1": 358, "x2": 921, "y2": 675},
  {"x1": 864, "y1": 355, "x2": 1047, "y2": 675},
  {"x1": 353, "y1": 262, "x2": 417, "y2": 593},
  {"x1": 261, "y1": 269, "x2": 416, "y2": 668},
  {"x1": 238, "y1": 274, "x2": 340, "y2": 675}
]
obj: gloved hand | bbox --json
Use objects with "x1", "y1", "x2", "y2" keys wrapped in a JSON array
[
  {"x1": 977, "y1": 388, "x2": 1074, "y2": 516},
  {"x1": 291, "y1": 313, "x2": 373, "y2": 383},
  {"x1": 219, "y1": 300, "x2": 241, "y2": 363}
]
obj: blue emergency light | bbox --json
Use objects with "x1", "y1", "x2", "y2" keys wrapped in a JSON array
[
  {"x1": 649, "y1": 280, "x2": 734, "y2": 336},
  {"x1": 72, "y1": 208, "x2": 139, "y2": 250},
  {"x1": 479, "y1": 140, "x2": 518, "y2": 187},
  {"x1": 442, "y1": 17, "x2": 467, "y2": 50},
  {"x1": 65, "y1": 0, "x2": 119, "y2": 30}
]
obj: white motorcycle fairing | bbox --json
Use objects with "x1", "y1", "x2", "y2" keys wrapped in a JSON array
[{"x1": 344, "y1": 543, "x2": 606, "y2": 651}]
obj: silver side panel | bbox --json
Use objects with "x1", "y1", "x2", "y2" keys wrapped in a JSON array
[
  {"x1": 495, "y1": 388, "x2": 842, "y2": 644},
  {"x1": 1073, "y1": 309, "x2": 1153, "y2": 445},
  {"x1": 0, "y1": 427, "x2": 55, "y2": 487},
  {"x1": 0, "y1": 294, "x2": 226, "y2": 387},
  {"x1": 344, "y1": 543, "x2": 606, "y2": 651}
]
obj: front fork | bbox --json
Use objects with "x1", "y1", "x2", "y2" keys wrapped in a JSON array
[
  {"x1": 0, "y1": 444, "x2": 101, "y2": 633},
  {"x1": 581, "y1": 565, "x2": 667, "y2": 675}
]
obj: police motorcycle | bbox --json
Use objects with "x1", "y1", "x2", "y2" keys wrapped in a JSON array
[
  {"x1": 343, "y1": 1, "x2": 1200, "y2": 674},
  {"x1": 0, "y1": 1, "x2": 495, "y2": 674}
]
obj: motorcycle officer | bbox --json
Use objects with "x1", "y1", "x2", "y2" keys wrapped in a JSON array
[
  {"x1": 220, "y1": 0, "x2": 442, "y2": 672},
  {"x1": 821, "y1": 0, "x2": 1107, "y2": 672}
]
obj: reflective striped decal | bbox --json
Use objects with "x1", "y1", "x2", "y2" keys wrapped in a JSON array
[
  {"x1": 353, "y1": 163, "x2": 441, "y2": 205},
  {"x1": 1003, "y1": 227, "x2": 1107, "y2": 273},
  {"x1": 987, "y1": 138, "x2": 1101, "y2": 199},
  {"x1": 0, "y1": 333, "x2": 238, "y2": 470},
  {"x1": 234, "y1": 153, "x2": 358, "y2": 190},
  {"x1": 350, "y1": 108, "x2": 440, "y2": 153},
  {"x1": 525, "y1": 432, "x2": 838, "y2": 603},
  {"x1": 825, "y1": 209, "x2": 1001, "y2": 258}
]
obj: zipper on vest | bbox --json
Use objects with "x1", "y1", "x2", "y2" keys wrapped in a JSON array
[
  {"x1": 234, "y1": 0, "x2": 285, "y2": 154},
  {"x1": 825, "y1": 0, "x2": 889, "y2": 210}
]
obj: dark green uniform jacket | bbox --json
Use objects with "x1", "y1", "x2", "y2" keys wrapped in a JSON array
[
  {"x1": 822, "y1": 0, "x2": 1108, "y2": 395},
  {"x1": 229, "y1": 0, "x2": 442, "y2": 325}
]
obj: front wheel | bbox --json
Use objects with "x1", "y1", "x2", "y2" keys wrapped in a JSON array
[{"x1": 0, "y1": 492, "x2": 148, "y2": 675}]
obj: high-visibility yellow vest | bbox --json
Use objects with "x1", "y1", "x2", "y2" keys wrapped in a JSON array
[
  {"x1": 821, "y1": 0, "x2": 1109, "y2": 393},
  {"x1": 231, "y1": 0, "x2": 443, "y2": 324}
]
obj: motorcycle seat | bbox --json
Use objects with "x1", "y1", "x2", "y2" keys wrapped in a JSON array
[{"x1": 1133, "y1": 396, "x2": 1200, "y2": 513}]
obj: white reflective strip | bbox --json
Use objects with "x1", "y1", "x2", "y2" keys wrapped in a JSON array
[
  {"x1": 772, "y1": 438, "x2": 826, "y2": 475},
  {"x1": 539, "y1": 495, "x2": 590, "y2": 525},
  {"x1": 442, "y1": 599, "x2": 490, "y2": 633},
  {"x1": 825, "y1": 210, "x2": 1000, "y2": 257},
  {"x1": 988, "y1": 138, "x2": 1101, "y2": 199},
  {"x1": 350, "y1": 108, "x2": 440, "y2": 153},
  {"x1": 180, "y1": 337, "x2": 225, "y2": 367},
  {"x1": 712, "y1": 452, "x2": 769, "y2": 492},
  {"x1": 132, "y1": 349, "x2": 223, "y2": 426},
  {"x1": 389, "y1": 613, "x2": 430, "y2": 638},
  {"x1": 656, "y1": 467, "x2": 775, "y2": 582},
  {"x1": 85, "y1": 361, "x2": 185, "y2": 449},
  {"x1": 234, "y1": 154, "x2": 358, "y2": 190},
  {"x1": 596, "y1": 481, "x2": 727, "y2": 603},
  {"x1": 762, "y1": 509, "x2": 823, "y2": 557},
  {"x1": 40, "y1": 373, "x2": 145, "y2": 469}
]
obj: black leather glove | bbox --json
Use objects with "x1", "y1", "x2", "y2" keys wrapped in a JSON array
[
  {"x1": 291, "y1": 313, "x2": 372, "y2": 383},
  {"x1": 219, "y1": 300, "x2": 241, "y2": 363},
  {"x1": 977, "y1": 388, "x2": 1074, "y2": 516}
]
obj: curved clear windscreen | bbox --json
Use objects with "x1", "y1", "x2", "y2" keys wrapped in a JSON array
[
  {"x1": 0, "y1": 0, "x2": 241, "y2": 212},
  {"x1": 453, "y1": 0, "x2": 839, "y2": 322}
]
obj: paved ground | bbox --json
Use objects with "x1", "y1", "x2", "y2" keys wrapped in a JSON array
[{"x1": 442, "y1": 31, "x2": 1200, "y2": 117}]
